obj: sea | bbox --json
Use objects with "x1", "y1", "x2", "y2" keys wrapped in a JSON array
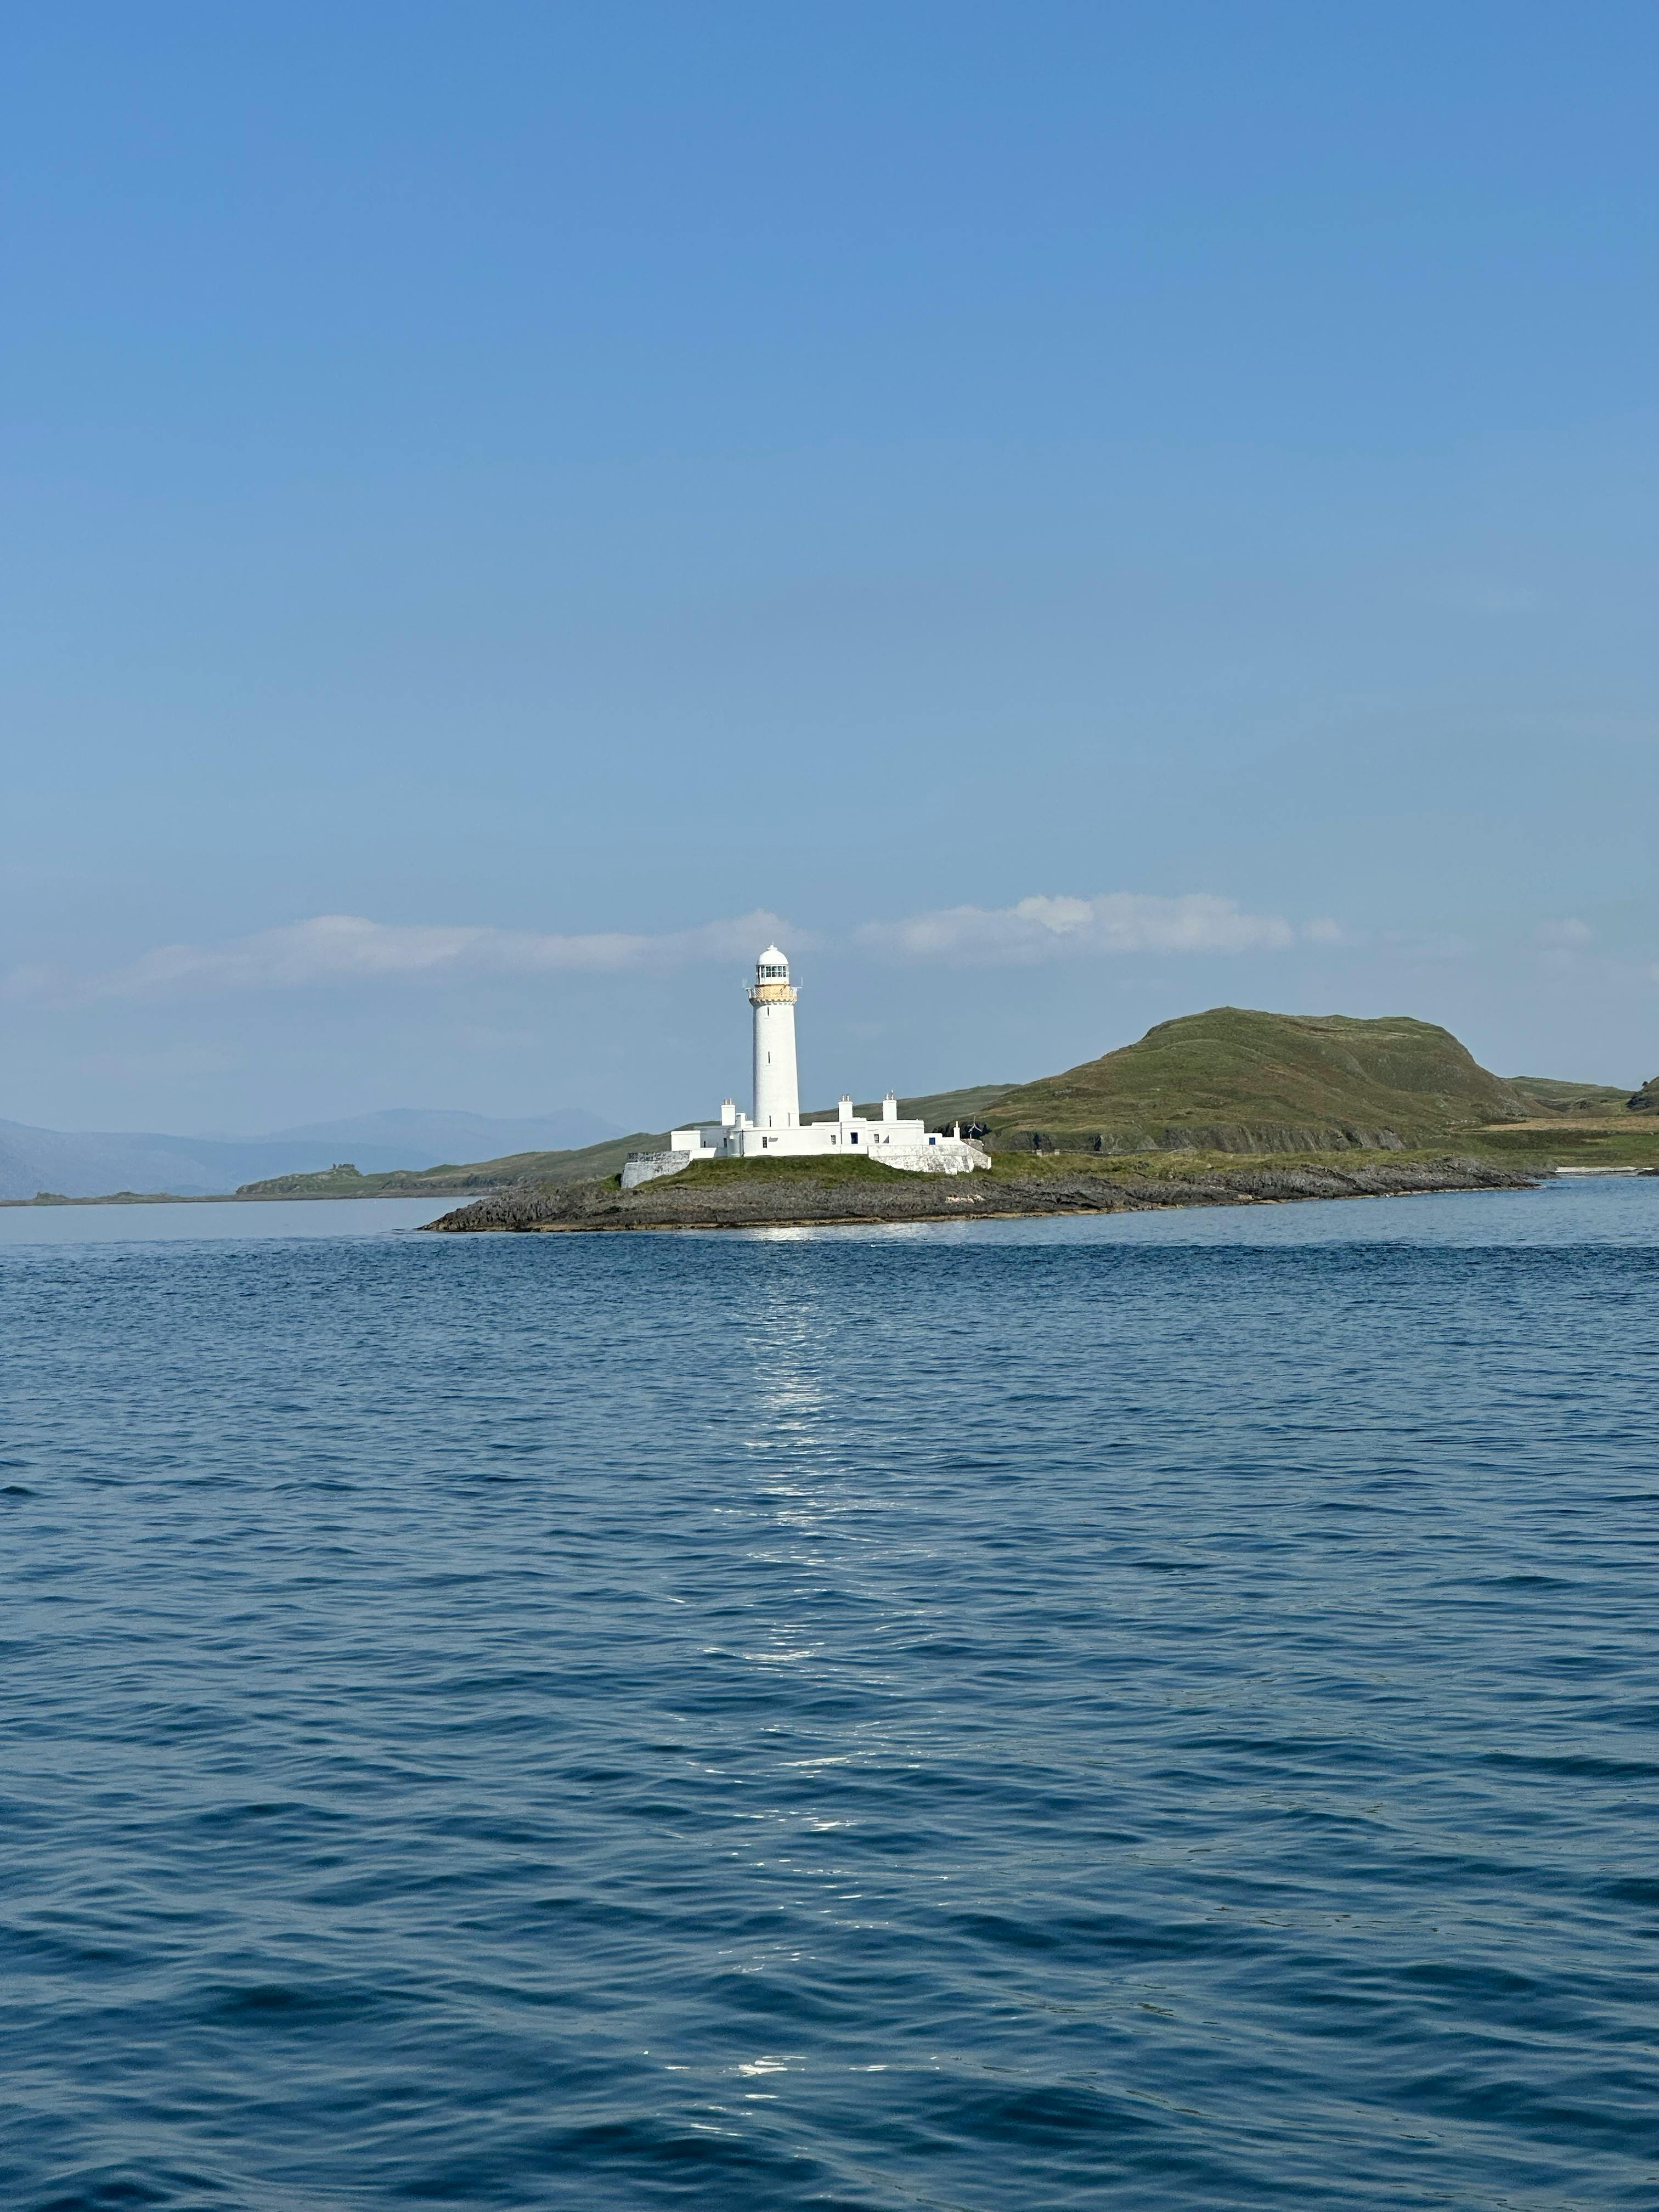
[{"x1": 2, "y1": 1182, "x2": 1655, "y2": 2211}]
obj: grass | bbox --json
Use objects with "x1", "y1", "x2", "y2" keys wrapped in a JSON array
[
  {"x1": 980, "y1": 1007, "x2": 1545, "y2": 1142},
  {"x1": 235, "y1": 1131, "x2": 668, "y2": 1199},
  {"x1": 1458, "y1": 1124, "x2": 1659, "y2": 1169},
  {"x1": 729, "y1": 1137, "x2": 1654, "y2": 1182},
  {"x1": 981, "y1": 1132, "x2": 1659, "y2": 1176},
  {"x1": 638, "y1": 1144, "x2": 1566, "y2": 1195},
  {"x1": 981, "y1": 1145, "x2": 1496, "y2": 1182},
  {"x1": 1507, "y1": 1076, "x2": 1634, "y2": 1113},
  {"x1": 637, "y1": 1154, "x2": 901, "y2": 1189}
]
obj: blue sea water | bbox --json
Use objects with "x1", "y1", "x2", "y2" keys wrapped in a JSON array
[{"x1": 2, "y1": 1183, "x2": 1656, "y2": 2210}]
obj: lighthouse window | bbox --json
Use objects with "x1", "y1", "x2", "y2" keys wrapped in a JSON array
[{"x1": 849, "y1": 1130, "x2": 858, "y2": 1143}]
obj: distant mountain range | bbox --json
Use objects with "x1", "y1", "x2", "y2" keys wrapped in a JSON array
[{"x1": 0, "y1": 1107, "x2": 620, "y2": 1200}]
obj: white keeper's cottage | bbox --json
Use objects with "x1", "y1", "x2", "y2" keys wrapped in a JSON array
[{"x1": 622, "y1": 946, "x2": 989, "y2": 1189}]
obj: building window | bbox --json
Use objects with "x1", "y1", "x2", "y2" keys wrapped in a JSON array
[{"x1": 850, "y1": 1130, "x2": 859, "y2": 1143}]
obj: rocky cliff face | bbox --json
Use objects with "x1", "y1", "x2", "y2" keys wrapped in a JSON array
[
  {"x1": 1629, "y1": 1079, "x2": 1659, "y2": 1114},
  {"x1": 992, "y1": 1122, "x2": 1407, "y2": 1156}
]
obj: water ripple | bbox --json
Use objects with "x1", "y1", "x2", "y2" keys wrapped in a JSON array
[{"x1": 2, "y1": 1186, "x2": 1657, "y2": 2207}]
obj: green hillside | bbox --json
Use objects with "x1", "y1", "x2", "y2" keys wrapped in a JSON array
[
  {"x1": 978, "y1": 1007, "x2": 1533, "y2": 1153},
  {"x1": 1507, "y1": 1075, "x2": 1633, "y2": 1114},
  {"x1": 235, "y1": 1130, "x2": 664, "y2": 1199}
]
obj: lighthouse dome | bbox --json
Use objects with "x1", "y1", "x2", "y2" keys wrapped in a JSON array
[{"x1": 755, "y1": 945, "x2": 789, "y2": 978}]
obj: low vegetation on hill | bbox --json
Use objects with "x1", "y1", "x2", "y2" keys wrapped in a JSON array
[
  {"x1": 977, "y1": 1007, "x2": 1536, "y2": 1153},
  {"x1": 234, "y1": 1132, "x2": 662, "y2": 1199},
  {"x1": 1508, "y1": 1075, "x2": 1635, "y2": 1114},
  {"x1": 1457, "y1": 1124, "x2": 1659, "y2": 1169}
]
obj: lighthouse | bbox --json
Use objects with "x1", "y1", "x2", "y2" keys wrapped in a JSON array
[
  {"x1": 620, "y1": 941, "x2": 990, "y2": 1184},
  {"x1": 748, "y1": 944, "x2": 800, "y2": 1130}
]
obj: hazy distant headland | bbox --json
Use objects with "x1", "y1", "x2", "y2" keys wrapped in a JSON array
[{"x1": 0, "y1": 1105, "x2": 619, "y2": 1204}]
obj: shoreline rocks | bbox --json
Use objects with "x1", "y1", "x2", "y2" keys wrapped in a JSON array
[
  {"x1": 423, "y1": 1157, "x2": 1539, "y2": 1234},
  {"x1": 994, "y1": 1122, "x2": 1408, "y2": 1156}
]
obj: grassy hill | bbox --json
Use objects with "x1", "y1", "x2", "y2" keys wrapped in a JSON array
[{"x1": 975, "y1": 1007, "x2": 1538, "y2": 1154}]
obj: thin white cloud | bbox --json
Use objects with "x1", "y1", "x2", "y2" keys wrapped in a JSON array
[
  {"x1": 1536, "y1": 918, "x2": 1594, "y2": 949},
  {"x1": 855, "y1": 891, "x2": 1304, "y2": 963},
  {"x1": 4, "y1": 889, "x2": 1336, "y2": 1004},
  {"x1": 4, "y1": 910, "x2": 798, "y2": 1005}
]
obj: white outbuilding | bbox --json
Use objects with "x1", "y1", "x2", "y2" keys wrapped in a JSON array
[{"x1": 622, "y1": 946, "x2": 989, "y2": 1188}]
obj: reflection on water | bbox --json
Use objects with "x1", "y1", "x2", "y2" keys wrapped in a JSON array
[{"x1": 1, "y1": 1179, "x2": 1655, "y2": 2209}]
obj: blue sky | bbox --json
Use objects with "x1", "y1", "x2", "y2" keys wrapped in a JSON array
[{"x1": 3, "y1": 2, "x2": 1655, "y2": 1132}]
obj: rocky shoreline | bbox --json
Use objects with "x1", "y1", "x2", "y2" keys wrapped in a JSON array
[{"x1": 423, "y1": 1157, "x2": 1539, "y2": 1234}]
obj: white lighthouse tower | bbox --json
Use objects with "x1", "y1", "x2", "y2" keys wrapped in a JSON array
[
  {"x1": 624, "y1": 941, "x2": 989, "y2": 1184},
  {"x1": 748, "y1": 944, "x2": 800, "y2": 1130}
]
